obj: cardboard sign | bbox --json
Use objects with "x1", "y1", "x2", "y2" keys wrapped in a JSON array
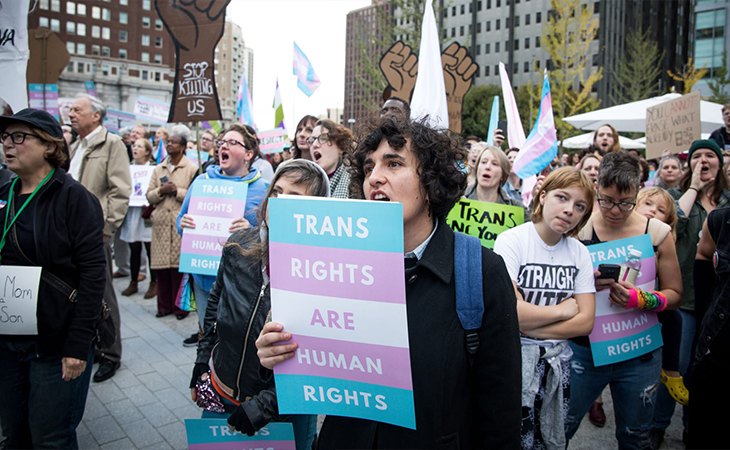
[
  {"x1": 155, "y1": 0, "x2": 230, "y2": 123},
  {"x1": 179, "y1": 178, "x2": 248, "y2": 276},
  {"x1": 446, "y1": 198, "x2": 525, "y2": 249},
  {"x1": 28, "y1": 83, "x2": 59, "y2": 119},
  {"x1": 268, "y1": 197, "x2": 416, "y2": 429},
  {"x1": 586, "y1": 235, "x2": 663, "y2": 366},
  {"x1": 129, "y1": 165, "x2": 155, "y2": 207},
  {"x1": 645, "y1": 91, "x2": 701, "y2": 159},
  {"x1": 258, "y1": 128, "x2": 287, "y2": 155},
  {"x1": 0, "y1": 266, "x2": 42, "y2": 335},
  {"x1": 185, "y1": 419, "x2": 294, "y2": 450},
  {"x1": 134, "y1": 96, "x2": 170, "y2": 125}
]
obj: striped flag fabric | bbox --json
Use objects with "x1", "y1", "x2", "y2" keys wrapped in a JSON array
[
  {"x1": 486, "y1": 96, "x2": 500, "y2": 144},
  {"x1": 273, "y1": 78, "x2": 285, "y2": 130},
  {"x1": 293, "y1": 42, "x2": 321, "y2": 96},
  {"x1": 511, "y1": 70, "x2": 558, "y2": 180},
  {"x1": 236, "y1": 73, "x2": 256, "y2": 127},
  {"x1": 155, "y1": 138, "x2": 167, "y2": 164},
  {"x1": 499, "y1": 62, "x2": 527, "y2": 149}
]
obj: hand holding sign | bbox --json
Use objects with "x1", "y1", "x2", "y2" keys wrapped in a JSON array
[
  {"x1": 379, "y1": 41, "x2": 419, "y2": 102},
  {"x1": 154, "y1": 0, "x2": 231, "y2": 122},
  {"x1": 441, "y1": 42, "x2": 478, "y2": 133}
]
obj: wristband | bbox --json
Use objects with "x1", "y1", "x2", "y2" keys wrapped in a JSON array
[
  {"x1": 627, "y1": 288, "x2": 639, "y2": 309},
  {"x1": 688, "y1": 187, "x2": 700, "y2": 193}
]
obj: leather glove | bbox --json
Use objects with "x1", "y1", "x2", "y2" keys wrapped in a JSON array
[
  {"x1": 190, "y1": 363, "x2": 209, "y2": 389},
  {"x1": 227, "y1": 404, "x2": 256, "y2": 436}
]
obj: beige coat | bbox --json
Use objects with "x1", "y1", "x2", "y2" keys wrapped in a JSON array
[
  {"x1": 146, "y1": 157, "x2": 198, "y2": 269},
  {"x1": 71, "y1": 127, "x2": 132, "y2": 236}
]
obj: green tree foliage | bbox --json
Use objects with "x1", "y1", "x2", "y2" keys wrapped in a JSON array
[
  {"x1": 543, "y1": 0, "x2": 603, "y2": 138},
  {"x1": 461, "y1": 84, "x2": 501, "y2": 138},
  {"x1": 610, "y1": 28, "x2": 663, "y2": 104},
  {"x1": 707, "y1": 56, "x2": 730, "y2": 104}
]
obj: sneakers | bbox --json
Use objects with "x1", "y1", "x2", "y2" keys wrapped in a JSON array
[
  {"x1": 183, "y1": 332, "x2": 200, "y2": 347},
  {"x1": 661, "y1": 368, "x2": 689, "y2": 405}
]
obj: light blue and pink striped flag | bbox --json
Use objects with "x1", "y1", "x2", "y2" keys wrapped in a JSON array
[
  {"x1": 511, "y1": 70, "x2": 558, "y2": 180},
  {"x1": 236, "y1": 73, "x2": 256, "y2": 127},
  {"x1": 293, "y1": 42, "x2": 321, "y2": 97},
  {"x1": 155, "y1": 138, "x2": 167, "y2": 164}
]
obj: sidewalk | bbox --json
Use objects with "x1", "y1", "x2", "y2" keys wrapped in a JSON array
[{"x1": 76, "y1": 276, "x2": 686, "y2": 449}]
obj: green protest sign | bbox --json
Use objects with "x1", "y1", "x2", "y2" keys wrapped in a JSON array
[{"x1": 446, "y1": 198, "x2": 525, "y2": 248}]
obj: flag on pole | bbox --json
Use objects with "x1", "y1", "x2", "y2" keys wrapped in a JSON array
[
  {"x1": 293, "y1": 42, "x2": 321, "y2": 96},
  {"x1": 499, "y1": 62, "x2": 526, "y2": 149},
  {"x1": 155, "y1": 138, "x2": 167, "y2": 164},
  {"x1": 273, "y1": 78, "x2": 285, "y2": 131},
  {"x1": 511, "y1": 70, "x2": 559, "y2": 180},
  {"x1": 409, "y1": 0, "x2": 448, "y2": 129},
  {"x1": 236, "y1": 73, "x2": 256, "y2": 127},
  {"x1": 486, "y1": 96, "x2": 500, "y2": 144},
  {"x1": 202, "y1": 120, "x2": 223, "y2": 135}
]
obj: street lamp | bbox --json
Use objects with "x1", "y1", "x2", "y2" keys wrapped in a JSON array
[{"x1": 348, "y1": 118, "x2": 355, "y2": 129}]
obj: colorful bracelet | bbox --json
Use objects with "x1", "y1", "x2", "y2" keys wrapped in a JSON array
[{"x1": 626, "y1": 288, "x2": 668, "y2": 311}]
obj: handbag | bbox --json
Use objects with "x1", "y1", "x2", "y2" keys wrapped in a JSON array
[
  {"x1": 141, "y1": 203, "x2": 155, "y2": 220},
  {"x1": 175, "y1": 273, "x2": 197, "y2": 312}
]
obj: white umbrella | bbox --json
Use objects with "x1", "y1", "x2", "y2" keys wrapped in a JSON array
[
  {"x1": 561, "y1": 132, "x2": 645, "y2": 150},
  {"x1": 635, "y1": 133, "x2": 710, "y2": 144},
  {"x1": 564, "y1": 93, "x2": 723, "y2": 133}
]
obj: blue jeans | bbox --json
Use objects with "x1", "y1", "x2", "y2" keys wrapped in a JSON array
[
  {"x1": 201, "y1": 396, "x2": 317, "y2": 450},
  {"x1": 566, "y1": 343, "x2": 661, "y2": 450},
  {"x1": 652, "y1": 308, "x2": 695, "y2": 431},
  {"x1": 0, "y1": 345, "x2": 94, "y2": 449}
]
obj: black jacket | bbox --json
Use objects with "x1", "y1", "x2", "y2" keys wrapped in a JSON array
[
  {"x1": 0, "y1": 169, "x2": 105, "y2": 361},
  {"x1": 317, "y1": 222, "x2": 522, "y2": 449},
  {"x1": 709, "y1": 127, "x2": 729, "y2": 150},
  {"x1": 196, "y1": 228, "x2": 278, "y2": 429}
]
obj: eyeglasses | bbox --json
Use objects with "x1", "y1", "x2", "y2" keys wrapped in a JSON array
[
  {"x1": 1, "y1": 131, "x2": 40, "y2": 145},
  {"x1": 306, "y1": 134, "x2": 331, "y2": 146},
  {"x1": 216, "y1": 138, "x2": 247, "y2": 149},
  {"x1": 596, "y1": 197, "x2": 636, "y2": 212}
]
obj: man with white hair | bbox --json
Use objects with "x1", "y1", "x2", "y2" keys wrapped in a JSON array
[{"x1": 69, "y1": 93, "x2": 131, "y2": 383}]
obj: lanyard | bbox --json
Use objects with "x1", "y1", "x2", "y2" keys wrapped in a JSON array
[{"x1": 0, "y1": 168, "x2": 55, "y2": 261}]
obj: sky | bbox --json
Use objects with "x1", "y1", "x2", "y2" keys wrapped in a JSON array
[{"x1": 226, "y1": 0, "x2": 371, "y2": 133}]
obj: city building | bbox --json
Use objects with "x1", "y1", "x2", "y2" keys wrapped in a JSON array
[
  {"x1": 694, "y1": 0, "x2": 730, "y2": 97},
  {"x1": 215, "y1": 21, "x2": 255, "y2": 123}
]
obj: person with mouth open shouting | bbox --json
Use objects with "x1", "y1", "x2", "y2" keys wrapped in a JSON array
[
  {"x1": 307, "y1": 119, "x2": 354, "y2": 199},
  {"x1": 255, "y1": 117, "x2": 522, "y2": 449},
  {"x1": 465, "y1": 145, "x2": 530, "y2": 220},
  {"x1": 177, "y1": 124, "x2": 269, "y2": 347}
]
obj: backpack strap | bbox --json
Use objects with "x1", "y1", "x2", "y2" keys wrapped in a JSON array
[{"x1": 454, "y1": 232, "x2": 485, "y2": 362}]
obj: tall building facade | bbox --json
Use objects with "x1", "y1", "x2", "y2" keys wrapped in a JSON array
[
  {"x1": 694, "y1": 0, "x2": 729, "y2": 97},
  {"x1": 215, "y1": 21, "x2": 254, "y2": 123},
  {"x1": 30, "y1": 0, "x2": 175, "y2": 113}
]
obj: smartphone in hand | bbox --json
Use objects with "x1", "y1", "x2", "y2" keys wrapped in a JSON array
[
  {"x1": 597, "y1": 264, "x2": 621, "y2": 282},
  {"x1": 160, "y1": 175, "x2": 169, "y2": 183}
]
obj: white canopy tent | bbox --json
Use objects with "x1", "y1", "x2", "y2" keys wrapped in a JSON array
[
  {"x1": 561, "y1": 132, "x2": 645, "y2": 150},
  {"x1": 563, "y1": 93, "x2": 724, "y2": 133}
]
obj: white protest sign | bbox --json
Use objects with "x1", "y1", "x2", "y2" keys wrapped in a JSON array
[
  {"x1": 129, "y1": 165, "x2": 155, "y2": 207},
  {"x1": 0, "y1": 266, "x2": 42, "y2": 335}
]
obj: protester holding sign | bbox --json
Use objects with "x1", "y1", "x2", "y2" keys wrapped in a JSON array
[
  {"x1": 308, "y1": 119, "x2": 354, "y2": 199},
  {"x1": 0, "y1": 109, "x2": 106, "y2": 449},
  {"x1": 466, "y1": 145, "x2": 529, "y2": 218},
  {"x1": 494, "y1": 167, "x2": 596, "y2": 449},
  {"x1": 119, "y1": 139, "x2": 156, "y2": 298},
  {"x1": 147, "y1": 127, "x2": 198, "y2": 319},
  {"x1": 178, "y1": 124, "x2": 269, "y2": 346},
  {"x1": 565, "y1": 152, "x2": 682, "y2": 449},
  {"x1": 190, "y1": 159, "x2": 329, "y2": 450},
  {"x1": 257, "y1": 117, "x2": 521, "y2": 448}
]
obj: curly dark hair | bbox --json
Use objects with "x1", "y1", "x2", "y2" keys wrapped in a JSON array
[
  {"x1": 348, "y1": 117, "x2": 467, "y2": 219},
  {"x1": 315, "y1": 119, "x2": 354, "y2": 162}
]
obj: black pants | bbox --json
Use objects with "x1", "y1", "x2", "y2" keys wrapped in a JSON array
[{"x1": 129, "y1": 242, "x2": 155, "y2": 282}]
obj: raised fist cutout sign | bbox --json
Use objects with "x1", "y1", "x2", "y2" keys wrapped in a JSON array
[
  {"x1": 155, "y1": 0, "x2": 231, "y2": 123},
  {"x1": 379, "y1": 40, "x2": 478, "y2": 133}
]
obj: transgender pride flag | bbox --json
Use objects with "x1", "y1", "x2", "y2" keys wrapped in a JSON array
[
  {"x1": 236, "y1": 73, "x2": 256, "y2": 127},
  {"x1": 155, "y1": 139, "x2": 167, "y2": 164},
  {"x1": 511, "y1": 70, "x2": 558, "y2": 180},
  {"x1": 293, "y1": 42, "x2": 321, "y2": 97}
]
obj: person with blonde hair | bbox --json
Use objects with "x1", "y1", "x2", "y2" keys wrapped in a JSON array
[{"x1": 466, "y1": 145, "x2": 529, "y2": 219}]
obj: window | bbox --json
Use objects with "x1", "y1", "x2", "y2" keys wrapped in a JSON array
[
  {"x1": 496, "y1": 19, "x2": 500, "y2": 30},
  {"x1": 66, "y1": 21, "x2": 76, "y2": 34},
  {"x1": 91, "y1": 45, "x2": 100, "y2": 55},
  {"x1": 536, "y1": 12, "x2": 542, "y2": 23},
  {"x1": 444, "y1": 8, "x2": 448, "y2": 17},
  {"x1": 120, "y1": 12, "x2": 128, "y2": 24},
  {"x1": 77, "y1": 43, "x2": 86, "y2": 55},
  {"x1": 460, "y1": 4, "x2": 465, "y2": 14},
  {"x1": 51, "y1": 0, "x2": 60, "y2": 12},
  {"x1": 119, "y1": 30, "x2": 128, "y2": 42},
  {"x1": 119, "y1": 49, "x2": 128, "y2": 59},
  {"x1": 102, "y1": 27, "x2": 110, "y2": 40},
  {"x1": 143, "y1": 0, "x2": 151, "y2": 10},
  {"x1": 451, "y1": 27, "x2": 455, "y2": 37},
  {"x1": 154, "y1": 72, "x2": 162, "y2": 82},
  {"x1": 515, "y1": 16, "x2": 520, "y2": 26},
  {"x1": 77, "y1": 4, "x2": 86, "y2": 15},
  {"x1": 525, "y1": 37, "x2": 530, "y2": 49},
  {"x1": 460, "y1": 26, "x2": 464, "y2": 36},
  {"x1": 495, "y1": 42, "x2": 500, "y2": 52},
  {"x1": 494, "y1": 64, "x2": 498, "y2": 74},
  {"x1": 141, "y1": 52, "x2": 150, "y2": 62},
  {"x1": 66, "y1": 62, "x2": 74, "y2": 73},
  {"x1": 514, "y1": 39, "x2": 519, "y2": 50},
  {"x1": 102, "y1": 46, "x2": 110, "y2": 57},
  {"x1": 155, "y1": 36, "x2": 163, "y2": 47},
  {"x1": 142, "y1": 35, "x2": 150, "y2": 46},
  {"x1": 513, "y1": 63, "x2": 518, "y2": 74},
  {"x1": 536, "y1": 36, "x2": 541, "y2": 47},
  {"x1": 154, "y1": 54, "x2": 163, "y2": 64},
  {"x1": 487, "y1": 0, "x2": 491, "y2": 8},
  {"x1": 477, "y1": 22, "x2": 482, "y2": 33},
  {"x1": 77, "y1": 62, "x2": 85, "y2": 73},
  {"x1": 102, "y1": 8, "x2": 111, "y2": 20},
  {"x1": 525, "y1": 14, "x2": 530, "y2": 25},
  {"x1": 120, "y1": 0, "x2": 128, "y2": 4},
  {"x1": 92, "y1": 26, "x2": 100, "y2": 38},
  {"x1": 485, "y1": 65, "x2": 490, "y2": 76},
  {"x1": 92, "y1": 6, "x2": 100, "y2": 19},
  {"x1": 486, "y1": 21, "x2": 491, "y2": 31},
  {"x1": 50, "y1": 19, "x2": 60, "y2": 32},
  {"x1": 496, "y1": 0, "x2": 501, "y2": 6},
  {"x1": 39, "y1": 17, "x2": 49, "y2": 28},
  {"x1": 66, "y1": 42, "x2": 75, "y2": 54},
  {"x1": 142, "y1": 70, "x2": 149, "y2": 81},
  {"x1": 524, "y1": 61, "x2": 529, "y2": 72},
  {"x1": 476, "y1": 44, "x2": 481, "y2": 55},
  {"x1": 452, "y1": 6, "x2": 456, "y2": 15},
  {"x1": 507, "y1": 17, "x2": 511, "y2": 28},
  {"x1": 142, "y1": 16, "x2": 151, "y2": 28},
  {"x1": 486, "y1": 43, "x2": 491, "y2": 53},
  {"x1": 478, "y1": 1, "x2": 483, "y2": 11},
  {"x1": 155, "y1": 19, "x2": 163, "y2": 30},
  {"x1": 443, "y1": 29, "x2": 447, "y2": 39},
  {"x1": 66, "y1": 1, "x2": 75, "y2": 14},
  {"x1": 102, "y1": 64, "x2": 110, "y2": 76},
  {"x1": 77, "y1": 23, "x2": 86, "y2": 36},
  {"x1": 40, "y1": 0, "x2": 49, "y2": 10}
]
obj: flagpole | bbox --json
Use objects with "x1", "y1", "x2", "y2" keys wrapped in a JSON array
[{"x1": 195, "y1": 121, "x2": 202, "y2": 175}]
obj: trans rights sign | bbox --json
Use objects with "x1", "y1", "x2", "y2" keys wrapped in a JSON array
[
  {"x1": 268, "y1": 197, "x2": 415, "y2": 429},
  {"x1": 446, "y1": 198, "x2": 524, "y2": 248},
  {"x1": 185, "y1": 419, "x2": 294, "y2": 450},
  {"x1": 586, "y1": 234, "x2": 663, "y2": 366},
  {"x1": 179, "y1": 179, "x2": 247, "y2": 276}
]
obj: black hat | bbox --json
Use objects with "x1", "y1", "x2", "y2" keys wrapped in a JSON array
[
  {"x1": 687, "y1": 139, "x2": 723, "y2": 164},
  {"x1": 0, "y1": 108, "x2": 64, "y2": 140}
]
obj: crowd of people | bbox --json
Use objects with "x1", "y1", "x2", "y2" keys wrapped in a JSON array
[{"x1": 1, "y1": 92, "x2": 729, "y2": 450}]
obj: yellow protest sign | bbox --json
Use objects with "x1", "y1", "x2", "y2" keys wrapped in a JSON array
[{"x1": 446, "y1": 198, "x2": 525, "y2": 248}]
